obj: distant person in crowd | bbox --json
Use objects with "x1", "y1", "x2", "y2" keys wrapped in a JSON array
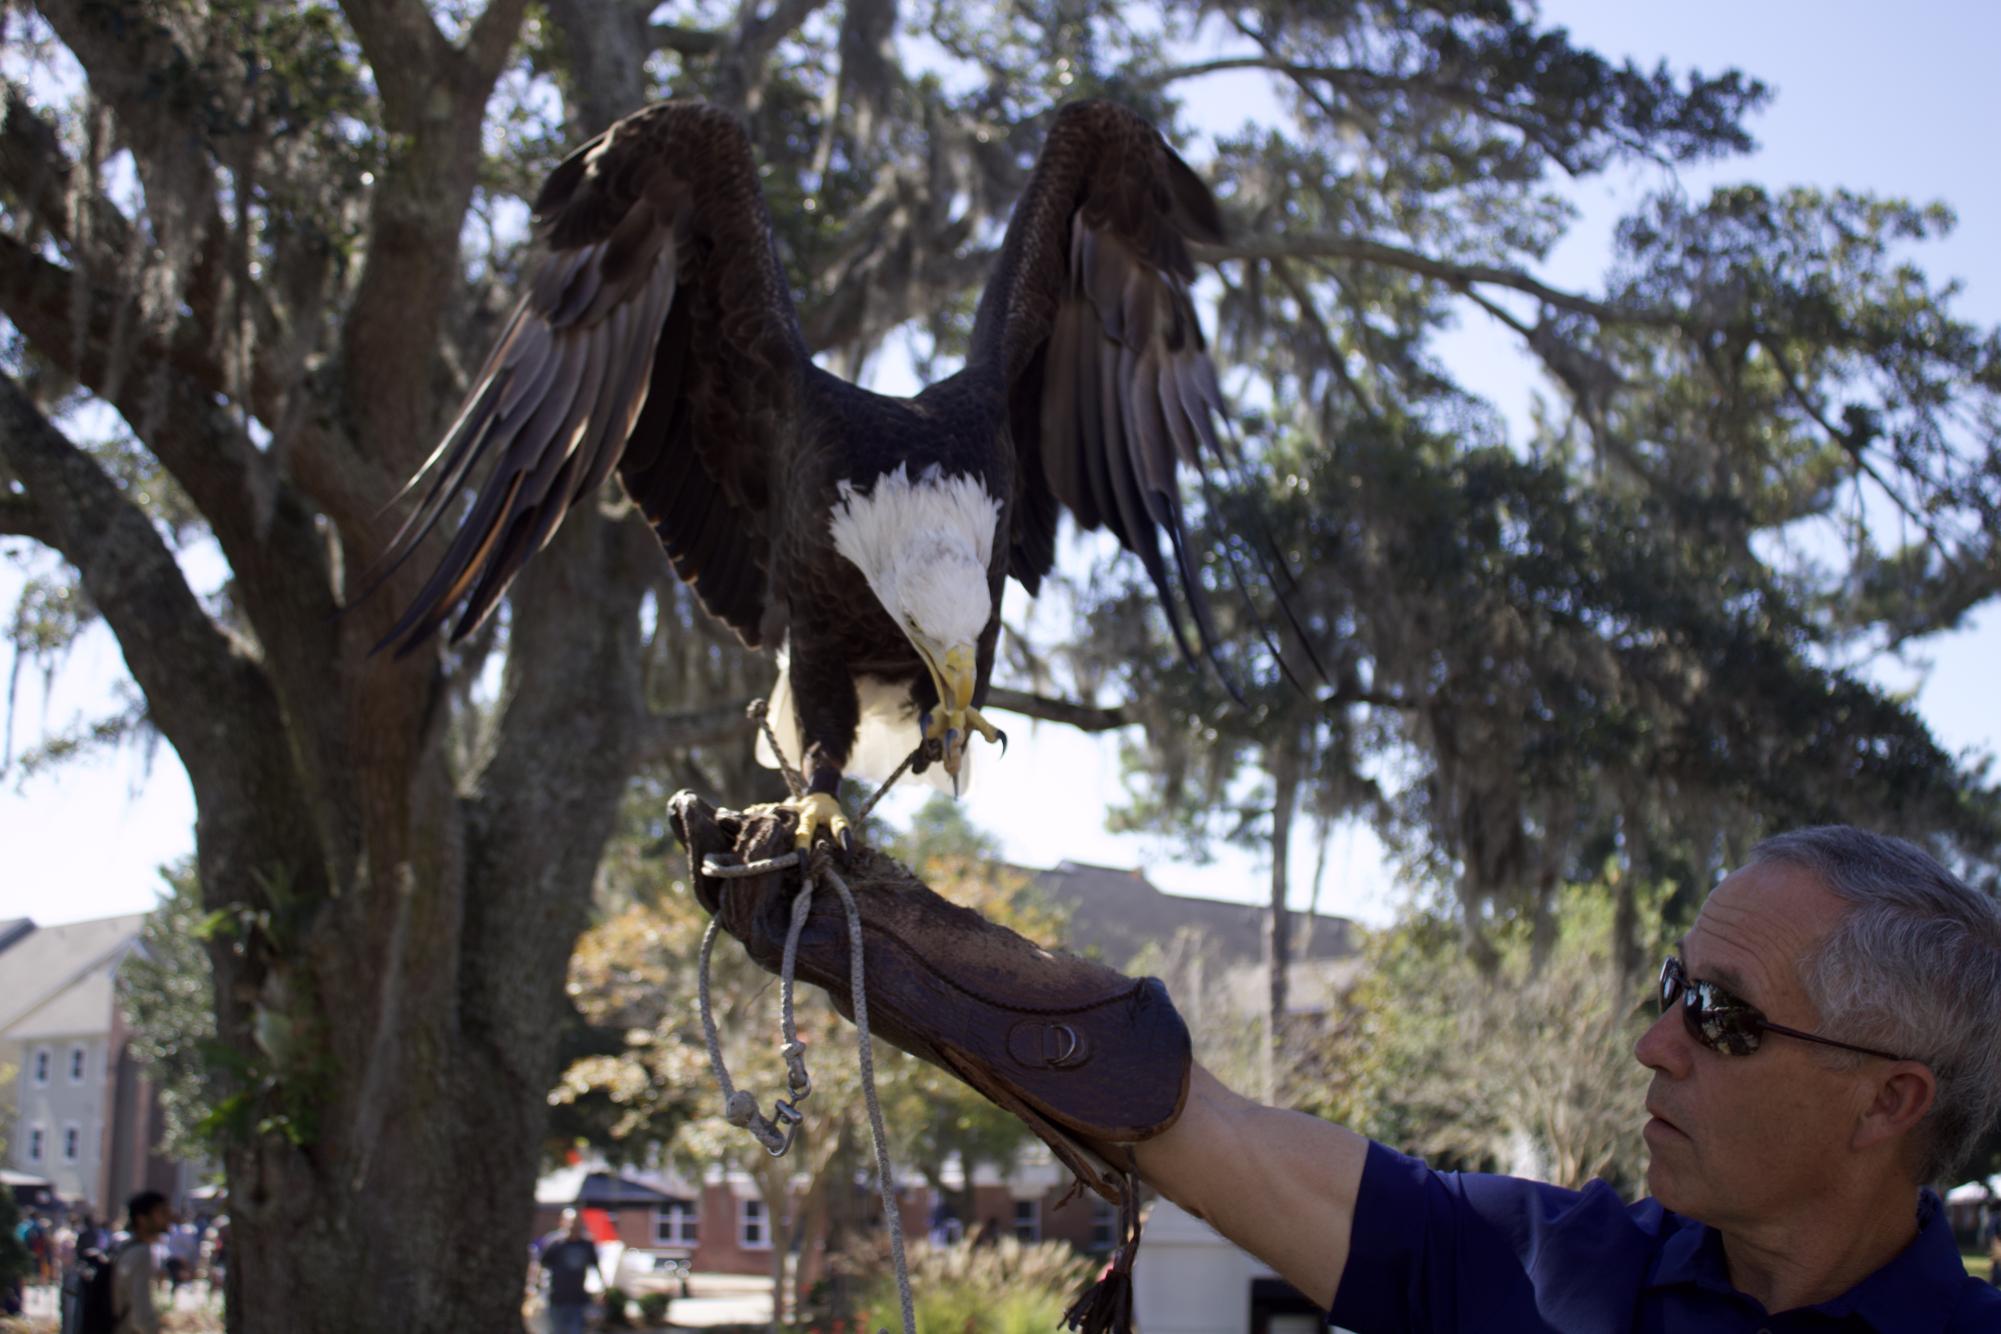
[
  {"x1": 53, "y1": 1217, "x2": 76, "y2": 1278},
  {"x1": 202, "y1": 1216, "x2": 228, "y2": 1296},
  {"x1": 535, "y1": 1207, "x2": 578, "y2": 1264},
  {"x1": 1988, "y1": 1199, "x2": 2001, "y2": 1288},
  {"x1": 163, "y1": 1218, "x2": 198, "y2": 1292},
  {"x1": 23, "y1": 1214, "x2": 49, "y2": 1286},
  {"x1": 538, "y1": 1210, "x2": 605, "y2": 1334},
  {"x1": 114, "y1": 1191, "x2": 171, "y2": 1334},
  {"x1": 927, "y1": 1200, "x2": 964, "y2": 1247}
]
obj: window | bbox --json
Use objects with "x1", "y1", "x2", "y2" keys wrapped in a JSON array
[
  {"x1": 31, "y1": 1047, "x2": 51, "y2": 1087},
  {"x1": 26, "y1": 1125, "x2": 44, "y2": 1163},
  {"x1": 654, "y1": 1202, "x2": 698, "y2": 1246},
  {"x1": 69, "y1": 1045, "x2": 87, "y2": 1083},
  {"x1": 61, "y1": 1123, "x2": 80, "y2": 1163},
  {"x1": 1088, "y1": 1198, "x2": 1116, "y2": 1251},
  {"x1": 738, "y1": 1197, "x2": 770, "y2": 1250},
  {"x1": 1011, "y1": 1198, "x2": 1040, "y2": 1244}
]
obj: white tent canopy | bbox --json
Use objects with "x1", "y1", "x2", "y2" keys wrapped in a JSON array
[{"x1": 1945, "y1": 1177, "x2": 2001, "y2": 1203}]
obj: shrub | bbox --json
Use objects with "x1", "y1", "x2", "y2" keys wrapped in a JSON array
[{"x1": 854, "y1": 1236, "x2": 1093, "y2": 1334}]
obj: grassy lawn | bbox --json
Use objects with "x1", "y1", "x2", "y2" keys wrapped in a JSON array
[{"x1": 1965, "y1": 1249, "x2": 1994, "y2": 1283}]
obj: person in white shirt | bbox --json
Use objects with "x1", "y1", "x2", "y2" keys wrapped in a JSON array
[{"x1": 114, "y1": 1192, "x2": 171, "y2": 1334}]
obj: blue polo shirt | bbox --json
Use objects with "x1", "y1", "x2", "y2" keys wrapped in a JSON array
[{"x1": 1330, "y1": 1142, "x2": 2001, "y2": 1332}]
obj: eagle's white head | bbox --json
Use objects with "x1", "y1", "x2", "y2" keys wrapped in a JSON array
[{"x1": 829, "y1": 463, "x2": 1001, "y2": 780}]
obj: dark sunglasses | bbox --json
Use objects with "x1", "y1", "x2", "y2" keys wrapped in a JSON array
[{"x1": 1657, "y1": 955, "x2": 1912, "y2": 1062}]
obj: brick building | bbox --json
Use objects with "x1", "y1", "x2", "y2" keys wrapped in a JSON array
[{"x1": 0, "y1": 914, "x2": 206, "y2": 1220}]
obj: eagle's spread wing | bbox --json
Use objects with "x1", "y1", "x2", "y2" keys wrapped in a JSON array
[
  {"x1": 970, "y1": 100, "x2": 1302, "y2": 682},
  {"x1": 371, "y1": 101, "x2": 804, "y2": 653}
]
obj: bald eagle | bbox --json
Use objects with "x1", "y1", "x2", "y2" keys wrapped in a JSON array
[{"x1": 374, "y1": 99, "x2": 1297, "y2": 847}]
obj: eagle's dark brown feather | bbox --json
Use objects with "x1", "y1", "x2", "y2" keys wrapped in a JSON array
[
  {"x1": 969, "y1": 101, "x2": 1238, "y2": 672},
  {"x1": 371, "y1": 102, "x2": 799, "y2": 652}
]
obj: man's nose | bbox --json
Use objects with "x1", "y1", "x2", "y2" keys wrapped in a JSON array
[{"x1": 1634, "y1": 1003, "x2": 1693, "y2": 1077}]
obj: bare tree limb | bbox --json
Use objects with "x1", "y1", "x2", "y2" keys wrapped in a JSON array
[
  {"x1": 715, "y1": 0, "x2": 833, "y2": 112},
  {"x1": 541, "y1": 0, "x2": 653, "y2": 134},
  {"x1": 0, "y1": 233, "x2": 350, "y2": 796},
  {"x1": 0, "y1": 490, "x2": 54, "y2": 544},
  {"x1": 1760, "y1": 336, "x2": 1960, "y2": 568},
  {"x1": 0, "y1": 93, "x2": 302, "y2": 433},
  {"x1": 0, "y1": 89, "x2": 133, "y2": 254},
  {"x1": 31, "y1": 0, "x2": 222, "y2": 233},
  {"x1": 0, "y1": 372, "x2": 267, "y2": 783},
  {"x1": 633, "y1": 701, "x2": 764, "y2": 763},
  {"x1": 641, "y1": 681, "x2": 1422, "y2": 752},
  {"x1": 1195, "y1": 233, "x2": 1693, "y2": 333},
  {"x1": 336, "y1": 0, "x2": 452, "y2": 131},
  {"x1": 985, "y1": 685, "x2": 1132, "y2": 733},
  {"x1": 653, "y1": 22, "x2": 726, "y2": 56},
  {"x1": 465, "y1": 0, "x2": 534, "y2": 87},
  {"x1": 739, "y1": 0, "x2": 829, "y2": 68}
]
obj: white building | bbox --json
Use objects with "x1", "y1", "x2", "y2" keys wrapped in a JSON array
[{"x1": 0, "y1": 913, "x2": 203, "y2": 1219}]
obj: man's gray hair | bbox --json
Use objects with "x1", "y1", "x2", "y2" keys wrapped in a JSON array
[{"x1": 1752, "y1": 825, "x2": 2001, "y2": 1185}]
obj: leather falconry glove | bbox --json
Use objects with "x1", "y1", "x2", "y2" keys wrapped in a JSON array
[{"x1": 669, "y1": 791, "x2": 1192, "y2": 1334}]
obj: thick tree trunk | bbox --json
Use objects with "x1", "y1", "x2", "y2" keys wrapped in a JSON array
[{"x1": 205, "y1": 506, "x2": 647, "y2": 1334}]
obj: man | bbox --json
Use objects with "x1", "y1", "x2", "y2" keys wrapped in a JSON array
[
  {"x1": 538, "y1": 1209, "x2": 606, "y2": 1334},
  {"x1": 681, "y1": 808, "x2": 2001, "y2": 1331},
  {"x1": 1130, "y1": 825, "x2": 2001, "y2": 1329},
  {"x1": 113, "y1": 1191, "x2": 170, "y2": 1334}
]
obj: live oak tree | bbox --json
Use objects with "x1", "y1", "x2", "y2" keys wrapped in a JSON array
[
  {"x1": 1060, "y1": 1, "x2": 2001, "y2": 1049},
  {"x1": 3, "y1": 2, "x2": 1998, "y2": 1331}
]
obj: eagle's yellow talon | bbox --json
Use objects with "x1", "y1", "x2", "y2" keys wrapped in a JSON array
[
  {"x1": 962, "y1": 706, "x2": 1003, "y2": 746},
  {"x1": 919, "y1": 702, "x2": 1004, "y2": 781},
  {"x1": 789, "y1": 792, "x2": 851, "y2": 850}
]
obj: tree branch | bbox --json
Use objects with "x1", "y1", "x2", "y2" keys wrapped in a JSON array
[
  {"x1": 31, "y1": 0, "x2": 222, "y2": 236},
  {"x1": 0, "y1": 234, "x2": 350, "y2": 797},
  {"x1": 0, "y1": 490, "x2": 55, "y2": 544},
  {"x1": 465, "y1": 0, "x2": 534, "y2": 88},
  {"x1": 336, "y1": 0, "x2": 451, "y2": 131},
  {"x1": 633, "y1": 701, "x2": 764, "y2": 764},
  {"x1": 984, "y1": 686, "x2": 1131, "y2": 733},
  {"x1": 1195, "y1": 233, "x2": 1692, "y2": 334},
  {"x1": 0, "y1": 373, "x2": 266, "y2": 783},
  {"x1": 652, "y1": 22, "x2": 726, "y2": 57},
  {"x1": 1760, "y1": 336, "x2": 1959, "y2": 568},
  {"x1": 636, "y1": 679, "x2": 1422, "y2": 760}
]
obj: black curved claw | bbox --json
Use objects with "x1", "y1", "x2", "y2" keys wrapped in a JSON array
[
  {"x1": 994, "y1": 728, "x2": 1009, "y2": 757},
  {"x1": 838, "y1": 826, "x2": 855, "y2": 855}
]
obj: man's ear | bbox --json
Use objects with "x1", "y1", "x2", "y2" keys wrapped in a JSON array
[{"x1": 1851, "y1": 1062, "x2": 1936, "y2": 1154}]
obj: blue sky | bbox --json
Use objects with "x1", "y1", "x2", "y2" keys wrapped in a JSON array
[{"x1": 2, "y1": 2, "x2": 1996, "y2": 928}]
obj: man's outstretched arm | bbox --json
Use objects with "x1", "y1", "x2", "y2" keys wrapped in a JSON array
[
  {"x1": 670, "y1": 792, "x2": 1374, "y2": 1312},
  {"x1": 1129, "y1": 1064, "x2": 1369, "y2": 1311}
]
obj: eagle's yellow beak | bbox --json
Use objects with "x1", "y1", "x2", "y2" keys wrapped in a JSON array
[{"x1": 913, "y1": 639, "x2": 1003, "y2": 790}]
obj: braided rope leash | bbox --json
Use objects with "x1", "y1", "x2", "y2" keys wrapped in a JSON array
[
  {"x1": 692, "y1": 715, "x2": 927, "y2": 1334},
  {"x1": 747, "y1": 698, "x2": 809, "y2": 801}
]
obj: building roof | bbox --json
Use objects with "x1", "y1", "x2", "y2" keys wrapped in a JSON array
[
  {"x1": 0, "y1": 913, "x2": 151, "y2": 1040},
  {"x1": 1030, "y1": 860, "x2": 1359, "y2": 972},
  {"x1": 535, "y1": 1164, "x2": 697, "y2": 1207},
  {"x1": 0, "y1": 920, "x2": 33, "y2": 955}
]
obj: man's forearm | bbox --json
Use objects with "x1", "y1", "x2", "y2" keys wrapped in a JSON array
[{"x1": 1129, "y1": 1064, "x2": 1368, "y2": 1311}]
